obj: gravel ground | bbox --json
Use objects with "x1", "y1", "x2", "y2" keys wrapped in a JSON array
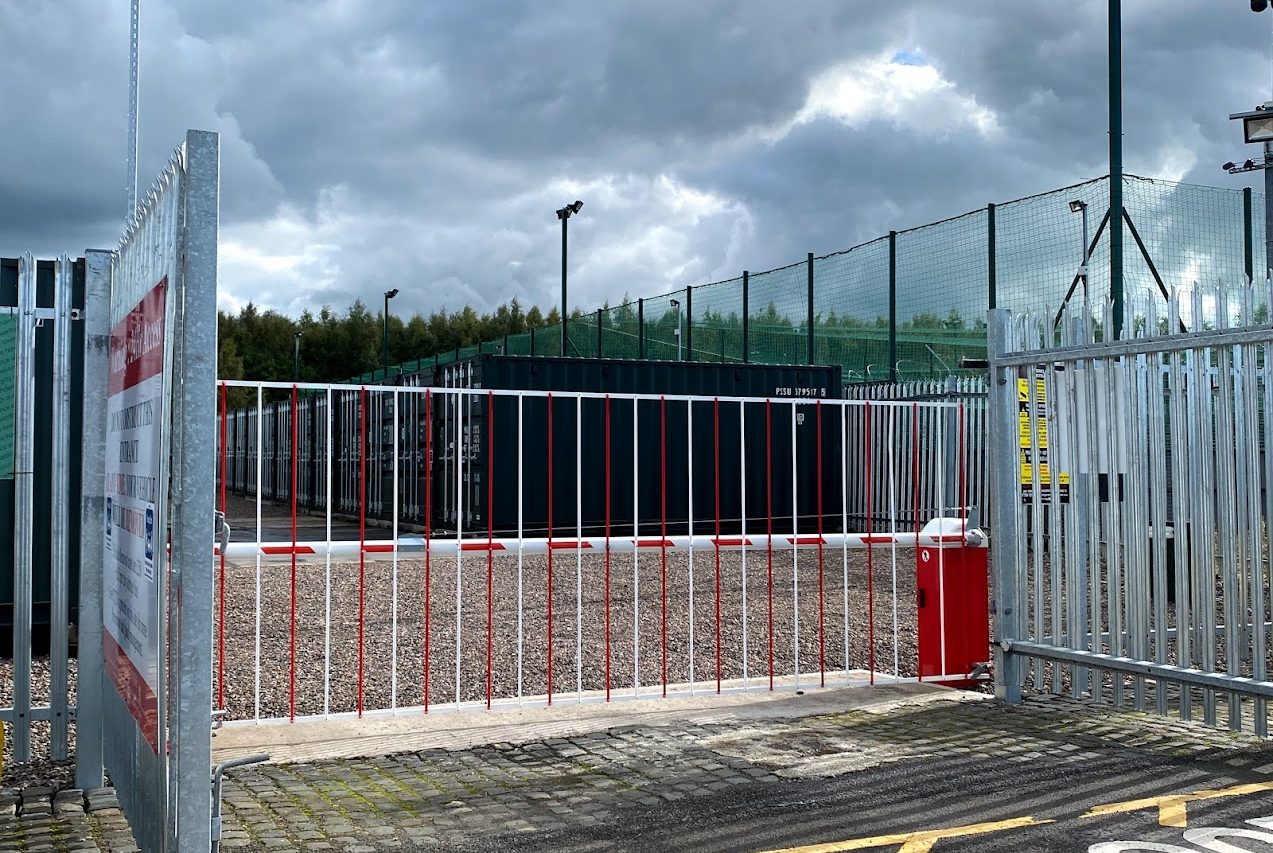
[
  {"x1": 0, "y1": 654, "x2": 77, "y2": 787},
  {"x1": 214, "y1": 546, "x2": 933, "y2": 720}
]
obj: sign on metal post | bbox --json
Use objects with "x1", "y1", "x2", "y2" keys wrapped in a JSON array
[{"x1": 91, "y1": 129, "x2": 218, "y2": 852}]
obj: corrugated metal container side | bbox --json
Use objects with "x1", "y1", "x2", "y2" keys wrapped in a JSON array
[
  {"x1": 430, "y1": 355, "x2": 843, "y2": 538},
  {"x1": 0, "y1": 258, "x2": 85, "y2": 644}
]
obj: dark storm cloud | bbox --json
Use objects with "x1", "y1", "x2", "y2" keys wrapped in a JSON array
[{"x1": 2, "y1": 0, "x2": 1271, "y2": 319}]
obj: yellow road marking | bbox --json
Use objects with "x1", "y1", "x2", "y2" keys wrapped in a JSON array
[
  {"x1": 1083, "y1": 781, "x2": 1273, "y2": 828},
  {"x1": 756, "y1": 815, "x2": 1053, "y2": 853}
]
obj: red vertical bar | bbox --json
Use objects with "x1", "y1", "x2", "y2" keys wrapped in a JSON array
[
  {"x1": 217, "y1": 382, "x2": 227, "y2": 710},
  {"x1": 547, "y1": 392, "x2": 554, "y2": 706},
  {"x1": 713, "y1": 397, "x2": 721, "y2": 694},
  {"x1": 424, "y1": 390, "x2": 432, "y2": 713},
  {"x1": 660, "y1": 395, "x2": 668, "y2": 698},
  {"x1": 604, "y1": 394, "x2": 612, "y2": 702},
  {"x1": 865, "y1": 401, "x2": 875, "y2": 684},
  {"x1": 486, "y1": 391, "x2": 494, "y2": 710},
  {"x1": 912, "y1": 402, "x2": 921, "y2": 683},
  {"x1": 816, "y1": 399, "x2": 825, "y2": 687},
  {"x1": 765, "y1": 399, "x2": 774, "y2": 692},
  {"x1": 290, "y1": 384, "x2": 299, "y2": 721},
  {"x1": 358, "y1": 386, "x2": 367, "y2": 717}
]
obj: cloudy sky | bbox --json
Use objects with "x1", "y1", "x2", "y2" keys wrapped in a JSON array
[{"x1": 3, "y1": 1, "x2": 1271, "y2": 319}]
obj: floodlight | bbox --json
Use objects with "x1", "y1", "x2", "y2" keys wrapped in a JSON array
[
  {"x1": 1223, "y1": 161, "x2": 1237, "y2": 171},
  {"x1": 385, "y1": 288, "x2": 399, "y2": 299},
  {"x1": 1253, "y1": 0, "x2": 1268, "y2": 12},
  {"x1": 1230, "y1": 107, "x2": 1273, "y2": 144},
  {"x1": 571, "y1": 200, "x2": 583, "y2": 214},
  {"x1": 1068, "y1": 199, "x2": 1087, "y2": 214}
]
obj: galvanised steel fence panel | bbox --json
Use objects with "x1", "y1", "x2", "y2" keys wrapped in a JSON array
[
  {"x1": 212, "y1": 381, "x2": 986, "y2": 726},
  {"x1": 989, "y1": 284, "x2": 1273, "y2": 736},
  {"x1": 1, "y1": 255, "x2": 83, "y2": 766},
  {"x1": 83, "y1": 129, "x2": 218, "y2": 852}
]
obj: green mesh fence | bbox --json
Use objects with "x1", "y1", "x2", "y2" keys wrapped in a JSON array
[{"x1": 407, "y1": 174, "x2": 1265, "y2": 383}]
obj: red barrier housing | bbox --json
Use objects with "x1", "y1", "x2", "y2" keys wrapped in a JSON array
[{"x1": 916, "y1": 537, "x2": 989, "y2": 685}]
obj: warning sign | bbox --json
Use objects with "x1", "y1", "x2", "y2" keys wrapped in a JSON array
[{"x1": 1018, "y1": 370, "x2": 1070, "y2": 504}]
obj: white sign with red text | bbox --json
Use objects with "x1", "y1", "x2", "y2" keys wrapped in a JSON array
[{"x1": 103, "y1": 277, "x2": 168, "y2": 752}]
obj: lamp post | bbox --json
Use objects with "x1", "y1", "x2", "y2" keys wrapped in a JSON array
[
  {"x1": 670, "y1": 298, "x2": 682, "y2": 361},
  {"x1": 1069, "y1": 199, "x2": 1090, "y2": 304},
  {"x1": 556, "y1": 200, "x2": 584, "y2": 355},
  {"x1": 1227, "y1": 104, "x2": 1273, "y2": 281},
  {"x1": 383, "y1": 288, "x2": 399, "y2": 377},
  {"x1": 293, "y1": 331, "x2": 302, "y2": 382}
]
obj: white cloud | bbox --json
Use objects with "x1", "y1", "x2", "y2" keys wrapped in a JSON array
[{"x1": 762, "y1": 52, "x2": 1001, "y2": 145}]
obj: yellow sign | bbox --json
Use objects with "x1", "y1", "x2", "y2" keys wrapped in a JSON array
[{"x1": 1018, "y1": 372, "x2": 1069, "y2": 504}]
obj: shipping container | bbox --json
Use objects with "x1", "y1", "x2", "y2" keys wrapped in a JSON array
[{"x1": 427, "y1": 355, "x2": 843, "y2": 538}]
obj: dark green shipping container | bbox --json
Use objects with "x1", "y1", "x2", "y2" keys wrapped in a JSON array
[{"x1": 428, "y1": 355, "x2": 843, "y2": 538}]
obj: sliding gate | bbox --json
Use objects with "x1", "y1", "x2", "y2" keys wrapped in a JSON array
[{"x1": 988, "y1": 294, "x2": 1273, "y2": 734}]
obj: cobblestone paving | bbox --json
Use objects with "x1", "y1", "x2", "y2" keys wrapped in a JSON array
[{"x1": 4, "y1": 693, "x2": 1273, "y2": 851}]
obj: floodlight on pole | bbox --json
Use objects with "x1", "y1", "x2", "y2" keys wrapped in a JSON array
[
  {"x1": 1069, "y1": 199, "x2": 1090, "y2": 304},
  {"x1": 670, "y1": 298, "x2": 682, "y2": 361},
  {"x1": 383, "y1": 288, "x2": 399, "y2": 376},
  {"x1": 1228, "y1": 103, "x2": 1273, "y2": 281},
  {"x1": 555, "y1": 200, "x2": 583, "y2": 355}
]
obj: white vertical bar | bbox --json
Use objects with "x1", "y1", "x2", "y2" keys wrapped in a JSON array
[
  {"x1": 633, "y1": 396, "x2": 641, "y2": 698},
  {"x1": 391, "y1": 388, "x2": 400, "y2": 709},
  {"x1": 688, "y1": 398, "x2": 695, "y2": 694},
  {"x1": 324, "y1": 388, "x2": 332, "y2": 717},
  {"x1": 254, "y1": 384, "x2": 263, "y2": 721},
  {"x1": 841, "y1": 403, "x2": 849, "y2": 683},
  {"x1": 889, "y1": 404, "x2": 899, "y2": 678},
  {"x1": 517, "y1": 394, "x2": 524, "y2": 706},
  {"x1": 740, "y1": 399, "x2": 748, "y2": 689},
  {"x1": 456, "y1": 388, "x2": 464, "y2": 708},
  {"x1": 791, "y1": 400, "x2": 799, "y2": 689},
  {"x1": 576, "y1": 394, "x2": 583, "y2": 701}
]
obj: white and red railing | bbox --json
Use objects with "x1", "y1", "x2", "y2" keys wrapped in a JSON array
[{"x1": 213, "y1": 381, "x2": 985, "y2": 725}]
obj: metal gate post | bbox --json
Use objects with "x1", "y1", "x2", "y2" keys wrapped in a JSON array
[
  {"x1": 75, "y1": 250, "x2": 111, "y2": 791},
  {"x1": 169, "y1": 128, "x2": 218, "y2": 851},
  {"x1": 10, "y1": 254, "x2": 36, "y2": 762},
  {"x1": 49, "y1": 256, "x2": 73, "y2": 759},
  {"x1": 987, "y1": 309, "x2": 1023, "y2": 703}
]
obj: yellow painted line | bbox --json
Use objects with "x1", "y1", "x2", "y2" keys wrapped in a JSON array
[
  {"x1": 1083, "y1": 781, "x2": 1273, "y2": 828},
  {"x1": 756, "y1": 815, "x2": 1053, "y2": 853}
]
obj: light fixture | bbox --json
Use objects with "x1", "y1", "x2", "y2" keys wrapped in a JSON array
[
  {"x1": 1223, "y1": 161, "x2": 1237, "y2": 171},
  {"x1": 1230, "y1": 107, "x2": 1273, "y2": 144},
  {"x1": 1253, "y1": 0, "x2": 1268, "y2": 12},
  {"x1": 1068, "y1": 199, "x2": 1087, "y2": 214}
]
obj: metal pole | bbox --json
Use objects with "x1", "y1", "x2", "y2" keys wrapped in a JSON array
[
  {"x1": 561, "y1": 213, "x2": 568, "y2": 355},
  {"x1": 686, "y1": 285, "x2": 693, "y2": 362},
  {"x1": 50, "y1": 257, "x2": 73, "y2": 759},
  {"x1": 126, "y1": 0, "x2": 140, "y2": 217},
  {"x1": 596, "y1": 307, "x2": 603, "y2": 358},
  {"x1": 1244, "y1": 187, "x2": 1254, "y2": 284},
  {"x1": 638, "y1": 298, "x2": 645, "y2": 359},
  {"x1": 382, "y1": 294, "x2": 389, "y2": 376},
  {"x1": 988, "y1": 309, "x2": 1023, "y2": 703},
  {"x1": 1109, "y1": 0, "x2": 1125, "y2": 337},
  {"x1": 1265, "y1": 136, "x2": 1273, "y2": 281},
  {"x1": 1081, "y1": 204, "x2": 1090, "y2": 304},
  {"x1": 293, "y1": 333, "x2": 301, "y2": 382},
  {"x1": 987, "y1": 203, "x2": 997, "y2": 310},
  {"x1": 806, "y1": 252, "x2": 815, "y2": 364},
  {"x1": 741, "y1": 271, "x2": 750, "y2": 364},
  {"x1": 11, "y1": 254, "x2": 36, "y2": 763},
  {"x1": 888, "y1": 231, "x2": 897, "y2": 382},
  {"x1": 76, "y1": 250, "x2": 111, "y2": 791}
]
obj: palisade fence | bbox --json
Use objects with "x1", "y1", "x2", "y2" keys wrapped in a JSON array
[{"x1": 356, "y1": 174, "x2": 1266, "y2": 385}]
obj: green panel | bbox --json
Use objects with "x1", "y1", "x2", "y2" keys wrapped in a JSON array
[{"x1": 0, "y1": 314, "x2": 14, "y2": 479}]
